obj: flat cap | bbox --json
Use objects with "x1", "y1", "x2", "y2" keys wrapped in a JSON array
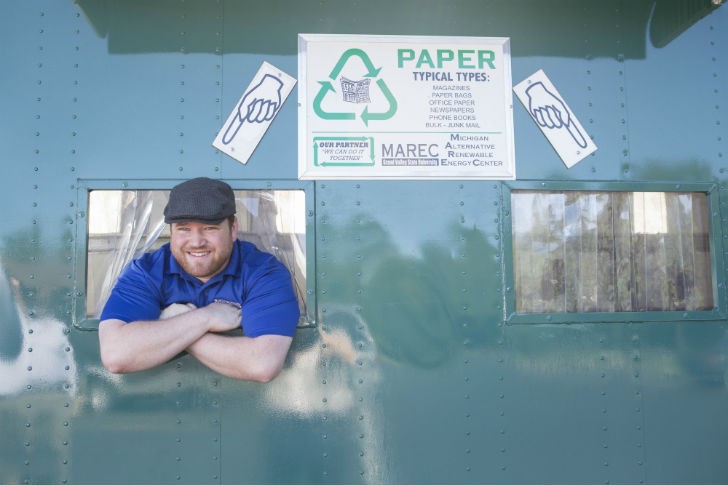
[{"x1": 164, "y1": 177, "x2": 236, "y2": 224}]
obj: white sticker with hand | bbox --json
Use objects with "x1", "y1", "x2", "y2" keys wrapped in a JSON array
[
  {"x1": 213, "y1": 62, "x2": 296, "y2": 165},
  {"x1": 513, "y1": 69, "x2": 597, "y2": 168}
]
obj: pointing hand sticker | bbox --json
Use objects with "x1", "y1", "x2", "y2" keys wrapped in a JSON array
[
  {"x1": 214, "y1": 62, "x2": 296, "y2": 165},
  {"x1": 222, "y1": 74, "x2": 284, "y2": 144},
  {"x1": 514, "y1": 69, "x2": 596, "y2": 168},
  {"x1": 525, "y1": 81, "x2": 587, "y2": 148}
]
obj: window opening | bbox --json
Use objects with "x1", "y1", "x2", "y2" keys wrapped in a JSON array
[{"x1": 85, "y1": 189, "x2": 308, "y2": 324}]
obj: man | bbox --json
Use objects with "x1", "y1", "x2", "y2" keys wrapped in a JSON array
[{"x1": 98, "y1": 177, "x2": 299, "y2": 382}]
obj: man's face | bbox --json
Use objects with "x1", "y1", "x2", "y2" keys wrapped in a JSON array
[{"x1": 170, "y1": 218, "x2": 238, "y2": 283}]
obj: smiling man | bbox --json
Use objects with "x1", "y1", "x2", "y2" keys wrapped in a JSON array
[{"x1": 98, "y1": 177, "x2": 299, "y2": 382}]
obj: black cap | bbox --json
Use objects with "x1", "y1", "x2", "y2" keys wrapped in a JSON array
[{"x1": 164, "y1": 177, "x2": 236, "y2": 224}]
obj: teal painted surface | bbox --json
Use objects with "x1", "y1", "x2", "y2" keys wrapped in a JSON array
[{"x1": 1, "y1": 1, "x2": 727, "y2": 484}]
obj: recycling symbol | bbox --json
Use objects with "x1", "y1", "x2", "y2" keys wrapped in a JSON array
[{"x1": 313, "y1": 48, "x2": 397, "y2": 126}]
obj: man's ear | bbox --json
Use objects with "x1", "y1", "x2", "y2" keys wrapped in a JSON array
[{"x1": 231, "y1": 216, "x2": 239, "y2": 240}]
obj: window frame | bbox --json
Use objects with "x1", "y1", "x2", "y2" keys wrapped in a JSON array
[
  {"x1": 502, "y1": 180, "x2": 726, "y2": 324},
  {"x1": 72, "y1": 178, "x2": 316, "y2": 331}
]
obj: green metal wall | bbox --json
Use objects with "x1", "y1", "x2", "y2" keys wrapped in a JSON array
[{"x1": 1, "y1": 1, "x2": 727, "y2": 484}]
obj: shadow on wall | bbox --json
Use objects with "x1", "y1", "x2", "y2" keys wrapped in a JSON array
[
  {"x1": 313, "y1": 215, "x2": 502, "y2": 369},
  {"x1": 73, "y1": 0, "x2": 722, "y2": 58}
]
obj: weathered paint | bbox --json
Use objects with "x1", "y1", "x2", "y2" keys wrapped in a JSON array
[{"x1": 1, "y1": 1, "x2": 727, "y2": 484}]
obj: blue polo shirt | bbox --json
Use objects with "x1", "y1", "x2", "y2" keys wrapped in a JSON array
[{"x1": 100, "y1": 240, "x2": 299, "y2": 337}]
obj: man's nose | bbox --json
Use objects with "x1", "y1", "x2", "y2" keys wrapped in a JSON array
[{"x1": 187, "y1": 229, "x2": 207, "y2": 246}]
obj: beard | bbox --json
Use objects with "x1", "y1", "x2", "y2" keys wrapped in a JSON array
[{"x1": 171, "y1": 242, "x2": 233, "y2": 282}]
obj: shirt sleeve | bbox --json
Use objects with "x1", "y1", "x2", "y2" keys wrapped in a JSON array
[
  {"x1": 99, "y1": 259, "x2": 163, "y2": 323},
  {"x1": 241, "y1": 257, "x2": 300, "y2": 338}
]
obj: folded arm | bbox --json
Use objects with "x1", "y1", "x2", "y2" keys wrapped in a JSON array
[
  {"x1": 98, "y1": 302, "x2": 241, "y2": 374},
  {"x1": 186, "y1": 333, "x2": 293, "y2": 382}
]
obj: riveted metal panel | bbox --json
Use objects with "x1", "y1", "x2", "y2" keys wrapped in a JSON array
[{"x1": 2, "y1": 1, "x2": 728, "y2": 485}]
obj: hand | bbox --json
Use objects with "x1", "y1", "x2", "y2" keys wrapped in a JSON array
[
  {"x1": 525, "y1": 81, "x2": 587, "y2": 148},
  {"x1": 199, "y1": 301, "x2": 242, "y2": 333},
  {"x1": 221, "y1": 74, "x2": 284, "y2": 144},
  {"x1": 159, "y1": 302, "x2": 197, "y2": 319}
]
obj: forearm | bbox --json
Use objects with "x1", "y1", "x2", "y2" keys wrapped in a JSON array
[
  {"x1": 99, "y1": 310, "x2": 210, "y2": 373},
  {"x1": 186, "y1": 333, "x2": 292, "y2": 382}
]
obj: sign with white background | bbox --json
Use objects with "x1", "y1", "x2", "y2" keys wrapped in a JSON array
[
  {"x1": 513, "y1": 69, "x2": 597, "y2": 168},
  {"x1": 213, "y1": 62, "x2": 296, "y2": 165},
  {"x1": 299, "y1": 34, "x2": 515, "y2": 179}
]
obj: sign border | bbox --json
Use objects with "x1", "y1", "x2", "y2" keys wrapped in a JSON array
[{"x1": 298, "y1": 33, "x2": 516, "y2": 180}]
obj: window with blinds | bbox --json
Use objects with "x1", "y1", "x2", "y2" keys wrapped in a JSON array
[{"x1": 509, "y1": 189, "x2": 715, "y2": 317}]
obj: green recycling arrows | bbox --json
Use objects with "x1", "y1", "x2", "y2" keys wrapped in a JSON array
[{"x1": 312, "y1": 48, "x2": 397, "y2": 126}]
